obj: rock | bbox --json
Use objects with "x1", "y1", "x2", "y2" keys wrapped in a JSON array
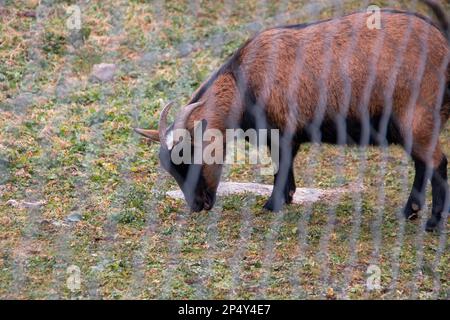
[
  {"x1": 140, "y1": 52, "x2": 157, "y2": 65},
  {"x1": 21, "y1": 200, "x2": 46, "y2": 208},
  {"x1": 52, "y1": 220, "x2": 69, "y2": 228},
  {"x1": 303, "y1": 2, "x2": 323, "y2": 17},
  {"x1": 55, "y1": 76, "x2": 80, "y2": 100},
  {"x1": 90, "y1": 63, "x2": 117, "y2": 83},
  {"x1": 68, "y1": 29, "x2": 85, "y2": 48},
  {"x1": 246, "y1": 22, "x2": 262, "y2": 33},
  {"x1": 0, "y1": 159, "x2": 9, "y2": 184},
  {"x1": 5, "y1": 199, "x2": 46, "y2": 208},
  {"x1": 6, "y1": 199, "x2": 19, "y2": 207},
  {"x1": 7, "y1": 92, "x2": 34, "y2": 113},
  {"x1": 166, "y1": 181, "x2": 361, "y2": 205},
  {"x1": 177, "y1": 42, "x2": 193, "y2": 57},
  {"x1": 66, "y1": 212, "x2": 82, "y2": 223},
  {"x1": 210, "y1": 35, "x2": 225, "y2": 55}
]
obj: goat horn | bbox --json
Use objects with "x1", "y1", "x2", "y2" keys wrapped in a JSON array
[
  {"x1": 173, "y1": 100, "x2": 204, "y2": 131},
  {"x1": 134, "y1": 128, "x2": 160, "y2": 141},
  {"x1": 158, "y1": 101, "x2": 175, "y2": 147}
]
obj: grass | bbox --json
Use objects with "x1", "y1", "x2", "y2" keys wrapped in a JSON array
[{"x1": 0, "y1": 0, "x2": 448, "y2": 299}]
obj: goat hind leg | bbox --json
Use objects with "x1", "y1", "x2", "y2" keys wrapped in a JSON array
[
  {"x1": 427, "y1": 153, "x2": 449, "y2": 231},
  {"x1": 263, "y1": 141, "x2": 296, "y2": 211}
]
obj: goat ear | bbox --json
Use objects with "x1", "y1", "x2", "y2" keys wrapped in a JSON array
[{"x1": 134, "y1": 128, "x2": 160, "y2": 142}]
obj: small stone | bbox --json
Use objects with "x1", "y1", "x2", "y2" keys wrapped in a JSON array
[
  {"x1": 177, "y1": 42, "x2": 193, "y2": 57},
  {"x1": 304, "y1": 3, "x2": 322, "y2": 17},
  {"x1": 55, "y1": 76, "x2": 80, "y2": 100},
  {"x1": 52, "y1": 220, "x2": 69, "y2": 228},
  {"x1": 8, "y1": 92, "x2": 34, "y2": 112},
  {"x1": 67, "y1": 212, "x2": 82, "y2": 223},
  {"x1": 0, "y1": 160, "x2": 9, "y2": 184},
  {"x1": 5, "y1": 199, "x2": 46, "y2": 208},
  {"x1": 140, "y1": 52, "x2": 157, "y2": 65},
  {"x1": 68, "y1": 30, "x2": 84, "y2": 48},
  {"x1": 6, "y1": 199, "x2": 19, "y2": 207},
  {"x1": 246, "y1": 21, "x2": 262, "y2": 33},
  {"x1": 90, "y1": 63, "x2": 117, "y2": 83},
  {"x1": 22, "y1": 200, "x2": 46, "y2": 208}
]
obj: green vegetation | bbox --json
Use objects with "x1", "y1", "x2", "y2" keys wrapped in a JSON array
[{"x1": 0, "y1": 0, "x2": 448, "y2": 299}]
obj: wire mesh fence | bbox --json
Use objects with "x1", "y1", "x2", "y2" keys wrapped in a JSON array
[{"x1": 0, "y1": 0, "x2": 448, "y2": 299}]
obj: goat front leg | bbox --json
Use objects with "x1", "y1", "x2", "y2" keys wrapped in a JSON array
[
  {"x1": 263, "y1": 140, "x2": 297, "y2": 212},
  {"x1": 403, "y1": 158, "x2": 427, "y2": 220}
]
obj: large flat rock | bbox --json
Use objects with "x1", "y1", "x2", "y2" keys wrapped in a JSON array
[{"x1": 166, "y1": 181, "x2": 359, "y2": 204}]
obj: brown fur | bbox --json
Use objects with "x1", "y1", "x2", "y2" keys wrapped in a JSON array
[
  {"x1": 188, "y1": 10, "x2": 450, "y2": 170},
  {"x1": 137, "y1": 3, "x2": 450, "y2": 221}
]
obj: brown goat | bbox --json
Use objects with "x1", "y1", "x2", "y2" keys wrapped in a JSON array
[{"x1": 136, "y1": 0, "x2": 450, "y2": 231}]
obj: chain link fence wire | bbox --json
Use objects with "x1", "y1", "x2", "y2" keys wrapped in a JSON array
[{"x1": 0, "y1": 0, "x2": 448, "y2": 299}]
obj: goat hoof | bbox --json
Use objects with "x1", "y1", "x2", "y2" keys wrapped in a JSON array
[
  {"x1": 263, "y1": 197, "x2": 283, "y2": 212},
  {"x1": 403, "y1": 202, "x2": 420, "y2": 220},
  {"x1": 407, "y1": 212, "x2": 419, "y2": 220},
  {"x1": 285, "y1": 193, "x2": 294, "y2": 204},
  {"x1": 425, "y1": 218, "x2": 439, "y2": 232}
]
